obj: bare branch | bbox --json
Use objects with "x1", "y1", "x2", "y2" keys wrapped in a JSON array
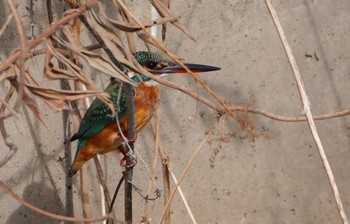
[
  {"x1": 264, "y1": 1, "x2": 349, "y2": 224},
  {"x1": 0, "y1": 12, "x2": 13, "y2": 37},
  {"x1": 0, "y1": 87, "x2": 17, "y2": 167},
  {"x1": 158, "y1": 134, "x2": 210, "y2": 224},
  {"x1": 6, "y1": 0, "x2": 26, "y2": 113}
]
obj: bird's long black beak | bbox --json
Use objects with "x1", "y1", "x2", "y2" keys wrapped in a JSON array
[{"x1": 156, "y1": 62, "x2": 221, "y2": 74}]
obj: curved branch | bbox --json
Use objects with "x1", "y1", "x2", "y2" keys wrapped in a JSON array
[
  {"x1": 6, "y1": 0, "x2": 25, "y2": 112},
  {"x1": 148, "y1": 72, "x2": 350, "y2": 122},
  {"x1": 231, "y1": 106, "x2": 350, "y2": 122}
]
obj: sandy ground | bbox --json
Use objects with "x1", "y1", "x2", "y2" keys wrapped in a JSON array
[{"x1": 0, "y1": 1, "x2": 349, "y2": 223}]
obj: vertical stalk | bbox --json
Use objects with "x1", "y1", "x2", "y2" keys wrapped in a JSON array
[{"x1": 124, "y1": 83, "x2": 135, "y2": 223}]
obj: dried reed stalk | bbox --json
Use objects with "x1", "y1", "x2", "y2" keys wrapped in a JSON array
[{"x1": 264, "y1": 1, "x2": 349, "y2": 224}]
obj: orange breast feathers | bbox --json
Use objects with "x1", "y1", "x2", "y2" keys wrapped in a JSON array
[
  {"x1": 69, "y1": 83, "x2": 160, "y2": 175},
  {"x1": 84, "y1": 83, "x2": 159, "y2": 154}
]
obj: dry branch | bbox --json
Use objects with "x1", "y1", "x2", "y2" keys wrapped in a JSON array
[
  {"x1": 264, "y1": 1, "x2": 349, "y2": 224},
  {"x1": 158, "y1": 134, "x2": 210, "y2": 224}
]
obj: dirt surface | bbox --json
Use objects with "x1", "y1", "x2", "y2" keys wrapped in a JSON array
[{"x1": 1, "y1": 1, "x2": 349, "y2": 223}]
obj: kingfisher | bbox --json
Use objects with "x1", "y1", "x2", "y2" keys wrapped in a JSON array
[{"x1": 69, "y1": 51, "x2": 220, "y2": 176}]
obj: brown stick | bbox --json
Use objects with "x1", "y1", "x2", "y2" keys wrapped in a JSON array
[
  {"x1": 6, "y1": 0, "x2": 25, "y2": 113},
  {"x1": 158, "y1": 134, "x2": 209, "y2": 224},
  {"x1": 0, "y1": 87, "x2": 17, "y2": 167},
  {"x1": 93, "y1": 157, "x2": 113, "y2": 212},
  {"x1": 150, "y1": 116, "x2": 172, "y2": 224}
]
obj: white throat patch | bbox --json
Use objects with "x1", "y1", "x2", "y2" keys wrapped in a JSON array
[{"x1": 145, "y1": 80, "x2": 158, "y2": 86}]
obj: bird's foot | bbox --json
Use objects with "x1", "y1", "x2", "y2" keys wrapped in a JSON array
[
  {"x1": 119, "y1": 154, "x2": 137, "y2": 168},
  {"x1": 118, "y1": 145, "x2": 137, "y2": 168}
]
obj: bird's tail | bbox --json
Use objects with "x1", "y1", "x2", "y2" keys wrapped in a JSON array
[{"x1": 69, "y1": 139, "x2": 87, "y2": 177}]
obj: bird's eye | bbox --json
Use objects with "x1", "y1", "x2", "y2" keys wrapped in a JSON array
[{"x1": 145, "y1": 61, "x2": 157, "y2": 69}]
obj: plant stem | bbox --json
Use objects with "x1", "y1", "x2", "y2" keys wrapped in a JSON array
[{"x1": 124, "y1": 83, "x2": 135, "y2": 223}]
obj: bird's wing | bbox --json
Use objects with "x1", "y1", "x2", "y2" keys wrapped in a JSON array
[{"x1": 71, "y1": 80, "x2": 130, "y2": 141}]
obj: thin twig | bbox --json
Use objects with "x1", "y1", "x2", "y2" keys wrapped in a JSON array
[
  {"x1": 114, "y1": 0, "x2": 137, "y2": 53},
  {"x1": 168, "y1": 164, "x2": 197, "y2": 224},
  {"x1": 0, "y1": 12, "x2": 13, "y2": 36},
  {"x1": 161, "y1": 162, "x2": 171, "y2": 224},
  {"x1": 145, "y1": 74, "x2": 350, "y2": 122},
  {"x1": 0, "y1": 122, "x2": 17, "y2": 167},
  {"x1": 0, "y1": 87, "x2": 17, "y2": 167},
  {"x1": 230, "y1": 105, "x2": 350, "y2": 122},
  {"x1": 6, "y1": 0, "x2": 25, "y2": 113},
  {"x1": 151, "y1": 117, "x2": 172, "y2": 224},
  {"x1": 109, "y1": 174, "x2": 125, "y2": 213},
  {"x1": 93, "y1": 157, "x2": 113, "y2": 212},
  {"x1": 80, "y1": 162, "x2": 93, "y2": 221},
  {"x1": 151, "y1": 117, "x2": 197, "y2": 224},
  {"x1": 158, "y1": 134, "x2": 210, "y2": 224},
  {"x1": 264, "y1": 1, "x2": 349, "y2": 224},
  {"x1": 142, "y1": 111, "x2": 161, "y2": 221},
  {"x1": 0, "y1": 93, "x2": 19, "y2": 119}
]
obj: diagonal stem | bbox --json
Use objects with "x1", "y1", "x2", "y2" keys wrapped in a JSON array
[{"x1": 264, "y1": 1, "x2": 349, "y2": 224}]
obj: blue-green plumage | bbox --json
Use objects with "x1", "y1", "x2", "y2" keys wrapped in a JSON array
[
  {"x1": 69, "y1": 51, "x2": 221, "y2": 176},
  {"x1": 70, "y1": 52, "x2": 159, "y2": 141},
  {"x1": 70, "y1": 79, "x2": 128, "y2": 141}
]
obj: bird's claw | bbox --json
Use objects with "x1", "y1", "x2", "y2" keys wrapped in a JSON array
[
  {"x1": 118, "y1": 144, "x2": 137, "y2": 167},
  {"x1": 120, "y1": 154, "x2": 137, "y2": 168}
]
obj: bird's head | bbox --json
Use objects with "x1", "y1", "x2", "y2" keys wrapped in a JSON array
[{"x1": 131, "y1": 51, "x2": 220, "y2": 83}]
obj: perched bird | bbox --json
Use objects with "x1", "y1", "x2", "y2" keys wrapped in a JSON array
[{"x1": 69, "y1": 51, "x2": 220, "y2": 176}]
